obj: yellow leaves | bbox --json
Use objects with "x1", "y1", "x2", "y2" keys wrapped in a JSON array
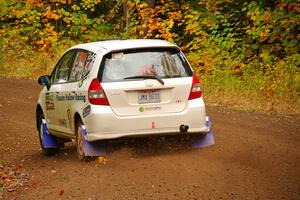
[
  {"x1": 51, "y1": 13, "x2": 60, "y2": 20},
  {"x1": 249, "y1": 8, "x2": 260, "y2": 22},
  {"x1": 141, "y1": 24, "x2": 147, "y2": 29},
  {"x1": 36, "y1": 38, "x2": 52, "y2": 48},
  {"x1": 95, "y1": 156, "x2": 107, "y2": 167},
  {"x1": 80, "y1": 26, "x2": 87, "y2": 31},
  {"x1": 264, "y1": 11, "x2": 271, "y2": 23},
  {"x1": 26, "y1": 0, "x2": 35, "y2": 5},
  {"x1": 185, "y1": 14, "x2": 194, "y2": 19},
  {"x1": 167, "y1": 19, "x2": 174, "y2": 29},
  {"x1": 127, "y1": 1, "x2": 136, "y2": 8},
  {"x1": 257, "y1": 26, "x2": 271, "y2": 41},
  {"x1": 148, "y1": 18, "x2": 153, "y2": 24},
  {"x1": 45, "y1": 27, "x2": 53, "y2": 34},
  {"x1": 276, "y1": 3, "x2": 287, "y2": 10},
  {"x1": 0, "y1": 28, "x2": 5, "y2": 35},
  {"x1": 71, "y1": 5, "x2": 80, "y2": 11},
  {"x1": 43, "y1": 6, "x2": 61, "y2": 20},
  {"x1": 259, "y1": 31, "x2": 266, "y2": 39},
  {"x1": 113, "y1": 23, "x2": 121, "y2": 31},
  {"x1": 260, "y1": 51, "x2": 270, "y2": 62},
  {"x1": 230, "y1": 61, "x2": 245, "y2": 77},
  {"x1": 133, "y1": 1, "x2": 185, "y2": 41},
  {"x1": 168, "y1": 11, "x2": 180, "y2": 20},
  {"x1": 139, "y1": 30, "x2": 144, "y2": 35}
]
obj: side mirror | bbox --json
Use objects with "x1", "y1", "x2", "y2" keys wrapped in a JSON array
[{"x1": 38, "y1": 75, "x2": 51, "y2": 90}]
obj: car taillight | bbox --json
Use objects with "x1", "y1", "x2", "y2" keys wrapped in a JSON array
[
  {"x1": 88, "y1": 78, "x2": 110, "y2": 105},
  {"x1": 188, "y1": 74, "x2": 202, "y2": 100}
]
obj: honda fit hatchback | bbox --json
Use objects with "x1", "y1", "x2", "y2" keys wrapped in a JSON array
[{"x1": 36, "y1": 39, "x2": 209, "y2": 159}]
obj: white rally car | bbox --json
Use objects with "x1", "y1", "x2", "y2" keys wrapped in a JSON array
[{"x1": 36, "y1": 39, "x2": 210, "y2": 159}]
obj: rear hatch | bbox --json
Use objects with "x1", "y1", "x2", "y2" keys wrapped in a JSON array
[{"x1": 98, "y1": 48, "x2": 193, "y2": 117}]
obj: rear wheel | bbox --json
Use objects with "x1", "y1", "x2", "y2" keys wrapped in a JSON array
[
  {"x1": 75, "y1": 119, "x2": 89, "y2": 161},
  {"x1": 37, "y1": 113, "x2": 58, "y2": 156}
]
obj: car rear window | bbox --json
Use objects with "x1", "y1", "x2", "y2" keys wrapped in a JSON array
[{"x1": 99, "y1": 48, "x2": 193, "y2": 82}]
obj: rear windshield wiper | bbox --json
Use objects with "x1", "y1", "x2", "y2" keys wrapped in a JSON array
[{"x1": 124, "y1": 75, "x2": 165, "y2": 85}]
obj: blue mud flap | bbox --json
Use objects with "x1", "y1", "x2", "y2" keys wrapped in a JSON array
[
  {"x1": 42, "y1": 119, "x2": 60, "y2": 148},
  {"x1": 81, "y1": 125, "x2": 107, "y2": 157},
  {"x1": 192, "y1": 116, "x2": 215, "y2": 148}
]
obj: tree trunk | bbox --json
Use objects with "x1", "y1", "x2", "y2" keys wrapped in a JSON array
[{"x1": 123, "y1": 0, "x2": 129, "y2": 31}]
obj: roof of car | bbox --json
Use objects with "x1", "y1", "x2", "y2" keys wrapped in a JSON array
[{"x1": 70, "y1": 39, "x2": 179, "y2": 53}]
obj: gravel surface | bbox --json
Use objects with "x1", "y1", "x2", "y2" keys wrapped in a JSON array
[{"x1": 0, "y1": 77, "x2": 299, "y2": 200}]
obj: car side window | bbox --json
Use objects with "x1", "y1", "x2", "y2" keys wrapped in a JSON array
[
  {"x1": 69, "y1": 50, "x2": 96, "y2": 82},
  {"x1": 52, "y1": 50, "x2": 75, "y2": 84}
]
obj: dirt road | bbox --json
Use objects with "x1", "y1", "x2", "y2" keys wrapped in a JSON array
[{"x1": 0, "y1": 77, "x2": 299, "y2": 200}]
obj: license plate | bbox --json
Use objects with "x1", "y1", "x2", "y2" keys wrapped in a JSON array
[{"x1": 138, "y1": 90, "x2": 161, "y2": 104}]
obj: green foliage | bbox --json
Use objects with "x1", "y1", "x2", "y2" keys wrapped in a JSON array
[
  {"x1": 0, "y1": 0, "x2": 299, "y2": 115},
  {"x1": 0, "y1": 0, "x2": 117, "y2": 48}
]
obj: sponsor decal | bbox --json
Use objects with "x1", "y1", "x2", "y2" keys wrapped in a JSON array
[
  {"x1": 112, "y1": 52, "x2": 124, "y2": 59},
  {"x1": 78, "y1": 80, "x2": 83, "y2": 88},
  {"x1": 176, "y1": 100, "x2": 182, "y2": 103},
  {"x1": 56, "y1": 93, "x2": 86, "y2": 103},
  {"x1": 75, "y1": 94, "x2": 86, "y2": 102},
  {"x1": 139, "y1": 106, "x2": 161, "y2": 112},
  {"x1": 45, "y1": 93, "x2": 54, "y2": 110},
  {"x1": 57, "y1": 95, "x2": 66, "y2": 101},
  {"x1": 82, "y1": 105, "x2": 91, "y2": 117},
  {"x1": 78, "y1": 75, "x2": 88, "y2": 88},
  {"x1": 67, "y1": 109, "x2": 72, "y2": 128},
  {"x1": 139, "y1": 107, "x2": 145, "y2": 112},
  {"x1": 59, "y1": 118, "x2": 67, "y2": 127}
]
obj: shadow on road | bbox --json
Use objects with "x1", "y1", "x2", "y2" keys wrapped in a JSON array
[{"x1": 30, "y1": 133, "x2": 210, "y2": 162}]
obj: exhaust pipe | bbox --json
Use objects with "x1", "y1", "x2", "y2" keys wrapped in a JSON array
[{"x1": 180, "y1": 125, "x2": 189, "y2": 133}]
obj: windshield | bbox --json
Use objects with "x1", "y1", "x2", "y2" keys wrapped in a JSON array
[{"x1": 99, "y1": 48, "x2": 192, "y2": 82}]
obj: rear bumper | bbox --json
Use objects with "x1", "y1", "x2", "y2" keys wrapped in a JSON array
[{"x1": 84, "y1": 98, "x2": 208, "y2": 141}]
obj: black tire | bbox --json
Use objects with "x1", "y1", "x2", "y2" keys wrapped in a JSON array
[
  {"x1": 75, "y1": 119, "x2": 90, "y2": 161},
  {"x1": 199, "y1": 131, "x2": 208, "y2": 136},
  {"x1": 37, "y1": 113, "x2": 58, "y2": 156}
]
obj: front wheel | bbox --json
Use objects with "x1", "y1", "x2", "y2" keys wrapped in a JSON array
[{"x1": 37, "y1": 114, "x2": 58, "y2": 156}]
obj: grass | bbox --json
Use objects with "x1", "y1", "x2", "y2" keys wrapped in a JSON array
[
  {"x1": 0, "y1": 43, "x2": 65, "y2": 79},
  {"x1": 202, "y1": 71, "x2": 300, "y2": 117}
]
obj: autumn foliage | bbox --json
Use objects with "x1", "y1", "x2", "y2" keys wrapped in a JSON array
[{"x1": 0, "y1": 0, "x2": 299, "y2": 115}]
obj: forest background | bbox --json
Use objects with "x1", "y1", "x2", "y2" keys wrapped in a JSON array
[{"x1": 0, "y1": 0, "x2": 299, "y2": 116}]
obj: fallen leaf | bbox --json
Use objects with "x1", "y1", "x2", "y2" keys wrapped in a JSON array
[
  {"x1": 98, "y1": 156, "x2": 107, "y2": 164},
  {"x1": 3, "y1": 177, "x2": 12, "y2": 184},
  {"x1": 7, "y1": 186, "x2": 17, "y2": 192}
]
